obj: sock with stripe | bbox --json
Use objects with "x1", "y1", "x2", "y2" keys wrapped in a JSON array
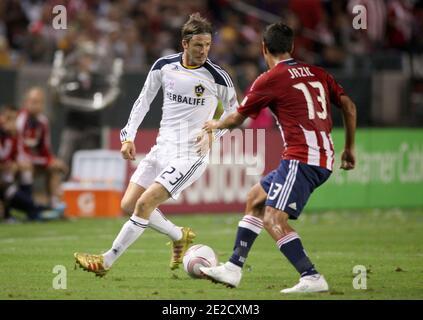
[
  {"x1": 148, "y1": 208, "x2": 182, "y2": 241},
  {"x1": 103, "y1": 214, "x2": 149, "y2": 268},
  {"x1": 228, "y1": 215, "x2": 263, "y2": 268},
  {"x1": 277, "y1": 232, "x2": 318, "y2": 277}
]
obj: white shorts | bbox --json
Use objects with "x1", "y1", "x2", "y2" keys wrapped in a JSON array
[{"x1": 130, "y1": 145, "x2": 208, "y2": 200}]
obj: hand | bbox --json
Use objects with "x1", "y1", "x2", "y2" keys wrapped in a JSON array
[
  {"x1": 0, "y1": 161, "x2": 18, "y2": 174},
  {"x1": 340, "y1": 148, "x2": 355, "y2": 170},
  {"x1": 50, "y1": 158, "x2": 68, "y2": 174},
  {"x1": 195, "y1": 130, "x2": 213, "y2": 156},
  {"x1": 202, "y1": 120, "x2": 220, "y2": 133},
  {"x1": 121, "y1": 141, "x2": 136, "y2": 161}
]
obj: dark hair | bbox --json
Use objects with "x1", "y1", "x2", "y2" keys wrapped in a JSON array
[
  {"x1": 263, "y1": 22, "x2": 294, "y2": 55},
  {"x1": 181, "y1": 12, "x2": 212, "y2": 41}
]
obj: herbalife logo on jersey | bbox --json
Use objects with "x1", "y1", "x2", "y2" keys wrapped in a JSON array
[
  {"x1": 167, "y1": 92, "x2": 205, "y2": 106},
  {"x1": 195, "y1": 84, "x2": 205, "y2": 97}
]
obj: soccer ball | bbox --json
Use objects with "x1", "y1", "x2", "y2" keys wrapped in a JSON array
[{"x1": 182, "y1": 244, "x2": 218, "y2": 278}]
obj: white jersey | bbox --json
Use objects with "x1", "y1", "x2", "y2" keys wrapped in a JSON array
[{"x1": 120, "y1": 53, "x2": 239, "y2": 158}]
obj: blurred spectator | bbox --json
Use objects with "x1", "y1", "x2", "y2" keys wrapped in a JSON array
[
  {"x1": 0, "y1": 0, "x2": 420, "y2": 71},
  {"x1": 0, "y1": 104, "x2": 60, "y2": 222},
  {"x1": 414, "y1": 0, "x2": 423, "y2": 52},
  {"x1": 3, "y1": 0, "x2": 29, "y2": 52},
  {"x1": 347, "y1": 0, "x2": 387, "y2": 54},
  {"x1": 49, "y1": 41, "x2": 122, "y2": 173},
  {"x1": 387, "y1": 0, "x2": 414, "y2": 50},
  {"x1": 0, "y1": 35, "x2": 12, "y2": 67},
  {"x1": 16, "y1": 87, "x2": 67, "y2": 209},
  {"x1": 0, "y1": 0, "x2": 422, "y2": 135}
]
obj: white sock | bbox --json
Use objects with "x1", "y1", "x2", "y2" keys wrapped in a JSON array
[
  {"x1": 103, "y1": 214, "x2": 149, "y2": 268},
  {"x1": 148, "y1": 208, "x2": 182, "y2": 241},
  {"x1": 20, "y1": 170, "x2": 33, "y2": 185}
]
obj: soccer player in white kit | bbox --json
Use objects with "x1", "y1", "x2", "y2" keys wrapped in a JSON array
[{"x1": 74, "y1": 13, "x2": 238, "y2": 277}]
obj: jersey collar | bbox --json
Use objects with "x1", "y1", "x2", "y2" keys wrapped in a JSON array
[
  {"x1": 279, "y1": 58, "x2": 298, "y2": 66},
  {"x1": 180, "y1": 53, "x2": 204, "y2": 70}
]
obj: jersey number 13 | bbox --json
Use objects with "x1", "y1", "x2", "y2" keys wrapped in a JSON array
[{"x1": 293, "y1": 81, "x2": 327, "y2": 120}]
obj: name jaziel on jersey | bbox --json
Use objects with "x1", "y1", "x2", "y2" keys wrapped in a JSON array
[{"x1": 166, "y1": 92, "x2": 206, "y2": 106}]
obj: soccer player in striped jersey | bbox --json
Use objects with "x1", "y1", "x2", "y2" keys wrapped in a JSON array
[
  {"x1": 200, "y1": 23, "x2": 357, "y2": 293},
  {"x1": 74, "y1": 13, "x2": 239, "y2": 276}
]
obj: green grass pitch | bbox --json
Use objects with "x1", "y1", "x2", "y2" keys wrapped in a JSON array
[{"x1": 0, "y1": 209, "x2": 422, "y2": 300}]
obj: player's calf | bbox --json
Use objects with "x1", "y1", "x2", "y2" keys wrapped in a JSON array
[{"x1": 265, "y1": 207, "x2": 320, "y2": 279}]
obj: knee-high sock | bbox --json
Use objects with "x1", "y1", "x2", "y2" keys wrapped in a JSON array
[
  {"x1": 229, "y1": 215, "x2": 263, "y2": 268},
  {"x1": 277, "y1": 232, "x2": 318, "y2": 277},
  {"x1": 148, "y1": 208, "x2": 182, "y2": 241},
  {"x1": 103, "y1": 214, "x2": 149, "y2": 268}
]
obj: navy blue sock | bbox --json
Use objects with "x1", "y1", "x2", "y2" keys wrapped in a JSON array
[
  {"x1": 277, "y1": 232, "x2": 318, "y2": 277},
  {"x1": 229, "y1": 215, "x2": 263, "y2": 268},
  {"x1": 8, "y1": 189, "x2": 40, "y2": 220},
  {"x1": 20, "y1": 184, "x2": 33, "y2": 196}
]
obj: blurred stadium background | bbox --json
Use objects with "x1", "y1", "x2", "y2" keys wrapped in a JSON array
[{"x1": 0, "y1": 0, "x2": 422, "y2": 300}]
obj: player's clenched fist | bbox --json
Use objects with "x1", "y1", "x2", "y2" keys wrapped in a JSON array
[
  {"x1": 340, "y1": 149, "x2": 355, "y2": 170},
  {"x1": 196, "y1": 130, "x2": 213, "y2": 156},
  {"x1": 121, "y1": 141, "x2": 136, "y2": 161}
]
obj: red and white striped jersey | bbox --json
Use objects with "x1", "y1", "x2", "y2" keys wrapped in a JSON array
[
  {"x1": 16, "y1": 109, "x2": 53, "y2": 166},
  {"x1": 237, "y1": 58, "x2": 346, "y2": 171},
  {"x1": 0, "y1": 130, "x2": 18, "y2": 163}
]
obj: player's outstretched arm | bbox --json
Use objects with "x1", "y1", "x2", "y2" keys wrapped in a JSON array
[
  {"x1": 203, "y1": 111, "x2": 246, "y2": 132},
  {"x1": 339, "y1": 95, "x2": 357, "y2": 170}
]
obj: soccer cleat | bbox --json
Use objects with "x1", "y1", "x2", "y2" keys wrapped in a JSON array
[
  {"x1": 169, "y1": 227, "x2": 196, "y2": 270},
  {"x1": 74, "y1": 252, "x2": 109, "y2": 278},
  {"x1": 200, "y1": 263, "x2": 242, "y2": 288},
  {"x1": 280, "y1": 274, "x2": 329, "y2": 293}
]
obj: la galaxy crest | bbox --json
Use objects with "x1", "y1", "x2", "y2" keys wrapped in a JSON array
[{"x1": 195, "y1": 84, "x2": 205, "y2": 97}]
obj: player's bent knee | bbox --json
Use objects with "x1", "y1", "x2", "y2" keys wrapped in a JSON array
[
  {"x1": 246, "y1": 190, "x2": 262, "y2": 209},
  {"x1": 245, "y1": 200, "x2": 265, "y2": 219},
  {"x1": 120, "y1": 198, "x2": 134, "y2": 215},
  {"x1": 245, "y1": 184, "x2": 266, "y2": 218},
  {"x1": 134, "y1": 198, "x2": 153, "y2": 217},
  {"x1": 263, "y1": 207, "x2": 287, "y2": 229},
  {"x1": 263, "y1": 208, "x2": 274, "y2": 231}
]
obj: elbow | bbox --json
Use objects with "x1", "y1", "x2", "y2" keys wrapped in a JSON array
[
  {"x1": 346, "y1": 102, "x2": 357, "y2": 118},
  {"x1": 341, "y1": 96, "x2": 357, "y2": 118}
]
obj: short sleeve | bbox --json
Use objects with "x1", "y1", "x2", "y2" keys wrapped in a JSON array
[
  {"x1": 237, "y1": 73, "x2": 274, "y2": 119},
  {"x1": 326, "y1": 72, "x2": 345, "y2": 108}
]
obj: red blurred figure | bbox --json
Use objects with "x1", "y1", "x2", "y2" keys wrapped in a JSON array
[{"x1": 16, "y1": 87, "x2": 67, "y2": 208}]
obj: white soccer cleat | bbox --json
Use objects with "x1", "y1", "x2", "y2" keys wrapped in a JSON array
[
  {"x1": 281, "y1": 274, "x2": 329, "y2": 293},
  {"x1": 200, "y1": 263, "x2": 242, "y2": 288}
]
